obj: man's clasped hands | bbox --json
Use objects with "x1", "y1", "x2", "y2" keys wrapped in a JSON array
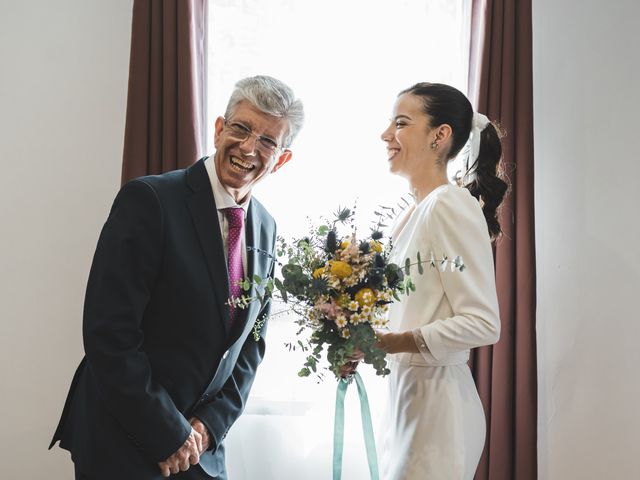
[{"x1": 157, "y1": 418, "x2": 211, "y2": 477}]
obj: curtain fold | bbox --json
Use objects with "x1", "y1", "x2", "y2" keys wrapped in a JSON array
[
  {"x1": 468, "y1": 0, "x2": 537, "y2": 479},
  {"x1": 121, "y1": 0, "x2": 206, "y2": 184}
]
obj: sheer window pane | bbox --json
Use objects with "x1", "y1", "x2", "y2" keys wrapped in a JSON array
[{"x1": 207, "y1": 2, "x2": 470, "y2": 478}]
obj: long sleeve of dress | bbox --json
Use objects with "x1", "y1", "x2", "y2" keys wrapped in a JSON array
[{"x1": 418, "y1": 191, "x2": 500, "y2": 361}]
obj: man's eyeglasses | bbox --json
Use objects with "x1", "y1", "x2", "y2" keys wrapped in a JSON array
[{"x1": 223, "y1": 119, "x2": 282, "y2": 157}]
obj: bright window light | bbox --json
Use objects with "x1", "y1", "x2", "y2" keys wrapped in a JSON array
[
  {"x1": 207, "y1": 1, "x2": 471, "y2": 240},
  {"x1": 207, "y1": 2, "x2": 471, "y2": 478}
]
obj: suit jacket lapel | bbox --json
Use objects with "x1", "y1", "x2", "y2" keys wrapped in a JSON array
[{"x1": 185, "y1": 159, "x2": 232, "y2": 335}]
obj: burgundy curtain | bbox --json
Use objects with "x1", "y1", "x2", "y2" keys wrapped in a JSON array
[
  {"x1": 468, "y1": 0, "x2": 537, "y2": 479},
  {"x1": 121, "y1": 0, "x2": 207, "y2": 184}
]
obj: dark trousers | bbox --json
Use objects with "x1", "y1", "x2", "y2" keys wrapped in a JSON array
[{"x1": 74, "y1": 464, "x2": 223, "y2": 480}]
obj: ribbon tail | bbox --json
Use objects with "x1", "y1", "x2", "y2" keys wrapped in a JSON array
[
  {"x1": 332, "y1": 373, "x2": 380, "y2": 480},
  {"x1": 333, "y1": 378, "x2": 348, "y2": 480},
  {"x1": 355, "y1": 372, "x2": 380, "y2": 480}
]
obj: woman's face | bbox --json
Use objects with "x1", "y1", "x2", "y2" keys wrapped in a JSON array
[{"x1": 380, "y1": 93, "x2": 436, "y2": 179}]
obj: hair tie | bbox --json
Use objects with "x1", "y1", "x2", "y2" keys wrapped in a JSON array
[{"x1": 464, "y1": 112, "x2": 490, "y2": 181}]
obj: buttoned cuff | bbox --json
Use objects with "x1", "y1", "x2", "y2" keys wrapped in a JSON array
[{"x1": 412, "y1": 328, "x2": 439, "y2": 363}]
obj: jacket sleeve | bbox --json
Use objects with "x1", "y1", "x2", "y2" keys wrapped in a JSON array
[
  {"x1": 419, "y1": 192, "x2": 501, "y2": 360},
  {"x1": 82, "y1": 179, "x2": 191, "y2": 462},
  {"x1": 190, "y1": 238, "x2": 275, "y2": 450}
]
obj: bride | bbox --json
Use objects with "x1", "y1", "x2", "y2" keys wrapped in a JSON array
[{"x1": 374, "y1": 82, "x2": 508, "y2": 479}]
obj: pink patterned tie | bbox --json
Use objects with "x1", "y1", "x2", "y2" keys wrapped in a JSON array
[{"x1": 225, "y1": 207, "x2": 245, "y2": 327}]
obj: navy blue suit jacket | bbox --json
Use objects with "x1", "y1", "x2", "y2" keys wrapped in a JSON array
[{"x1": 50, "y1": 158, "x2": 276, "y2": 479}]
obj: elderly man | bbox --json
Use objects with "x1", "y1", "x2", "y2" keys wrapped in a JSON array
[{"x1": 50, "y1": 76, "x2": 304, "y2": 479}]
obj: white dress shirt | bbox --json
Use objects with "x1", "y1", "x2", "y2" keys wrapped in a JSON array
[{"x1": 204, "y1": 156, "x2": 249, "y2": 273}]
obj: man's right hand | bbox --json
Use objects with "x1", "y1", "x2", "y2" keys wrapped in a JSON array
[{"x1": 157, "y1": 427, "x2": 202, "y2": 477}]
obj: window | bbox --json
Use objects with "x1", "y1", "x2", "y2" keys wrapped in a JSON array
[{"x1": 207, "y1": 2, "x2": 471, "y2": 477}]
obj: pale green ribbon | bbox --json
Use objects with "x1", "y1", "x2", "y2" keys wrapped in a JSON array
[{"x1": 333, "y1": 372, "x2": 379, "y2": 480}]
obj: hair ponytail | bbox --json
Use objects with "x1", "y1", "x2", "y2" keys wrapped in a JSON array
[
  {"x1": 398, "y1": 83, "x2": 508, "y2": 240},
  {"x1": 463, "y1": 122, "x2": 509, "y2": 241}
]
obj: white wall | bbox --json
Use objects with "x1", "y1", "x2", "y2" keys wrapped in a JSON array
[
  {"x1": 0, "y1": 1, "x2": 132, "y2": 478},
  {"x1": 534, "y1": 0, "x2": 640, "y2": 478}
]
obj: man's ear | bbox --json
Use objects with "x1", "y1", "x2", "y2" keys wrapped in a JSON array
[
  {"x1": 271, "y1": 149, "x2": 292, "y2": 173},
  {"x1": 213, "y1": 116, "x2": 225, "y2": 148}
]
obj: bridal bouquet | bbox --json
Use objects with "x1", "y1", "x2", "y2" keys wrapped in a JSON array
[
  {"x1": 232, "y1": 205, "x2": 465, "y2": 479},
  {"x1": 234, "y1": 205, "x2": 465, "y2": 381}
]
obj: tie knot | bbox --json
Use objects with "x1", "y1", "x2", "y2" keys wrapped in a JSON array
[{"x1": 224, "y1": 207, "x2": 244, "y2": 229}]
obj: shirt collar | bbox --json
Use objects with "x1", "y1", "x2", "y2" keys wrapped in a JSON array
[{"x1": 204, "y1": 156, "x2": 250, "y2": 216}]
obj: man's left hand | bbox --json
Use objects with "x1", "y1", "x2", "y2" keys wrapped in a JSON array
[
  {"x1": 189, "y1": 417, "x2": 211, "y2": 453},
  {"x1": 157, "y1": 427, "x2": 202, "y2": 477}
]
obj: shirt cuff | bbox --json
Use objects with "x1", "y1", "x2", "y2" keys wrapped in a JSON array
[{"x1": 412, "y1": 328, "x2": 439, "y2": 363}]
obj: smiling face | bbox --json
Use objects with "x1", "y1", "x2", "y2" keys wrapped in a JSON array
[
  {"x1": 213, "y1": 100, "x2": 292, "y2": 203},
  {"x1": 380, "y1": 93, "x2": 437, "y2": 179}
]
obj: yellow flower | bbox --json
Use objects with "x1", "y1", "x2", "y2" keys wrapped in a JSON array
[
  {"x1": 329, "y1": 260, "x2": 352, "y2": 279},
  {"x1": 341, "y1": 328, "x2": 351, "y2": 339},
  {"x1": 370, "y1": 240, "x2": 383, "y2": 253},
  {"x1": 355, "y1": 287, "x2": 376, "y2": 306},
  {"x1": 340, "y1": 240, "x2": 351, "y2": 249},
  {"x1": 312, "y1": 267, "x2": 326, "y2": 278}
]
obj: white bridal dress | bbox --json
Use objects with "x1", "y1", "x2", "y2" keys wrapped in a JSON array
[{"x1": 379, "y1": 184, "x2": 500, "y2": 480}]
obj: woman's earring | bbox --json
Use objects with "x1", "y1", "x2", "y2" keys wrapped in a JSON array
[{"x1": 430, "y1": 140, "x2": 439, "y2": 150}]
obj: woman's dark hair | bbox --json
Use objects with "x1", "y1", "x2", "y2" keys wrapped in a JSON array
[{"x1": 400, "y1": 82, "x2": 508, "y2": 240}]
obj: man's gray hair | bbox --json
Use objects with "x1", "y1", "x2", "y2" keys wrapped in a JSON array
[{"x1": 225, "y1": 75, "x2": 304, "y2": 148}]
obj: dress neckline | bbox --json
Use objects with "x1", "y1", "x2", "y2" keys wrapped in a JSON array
[
  {"x1": 391, "y1": 183, "x2": 451, "y2": 244},
  {"x1": 415, "y1": 183, "x2": 450, "y2": 209}
]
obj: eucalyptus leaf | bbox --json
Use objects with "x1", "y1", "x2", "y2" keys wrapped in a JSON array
[
  {"x1": 265, "y1": 278, "x2": 274, "y2": 295},
  {"x1": 440, "y1": 254, "x2": 449, "y2": 272}
]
